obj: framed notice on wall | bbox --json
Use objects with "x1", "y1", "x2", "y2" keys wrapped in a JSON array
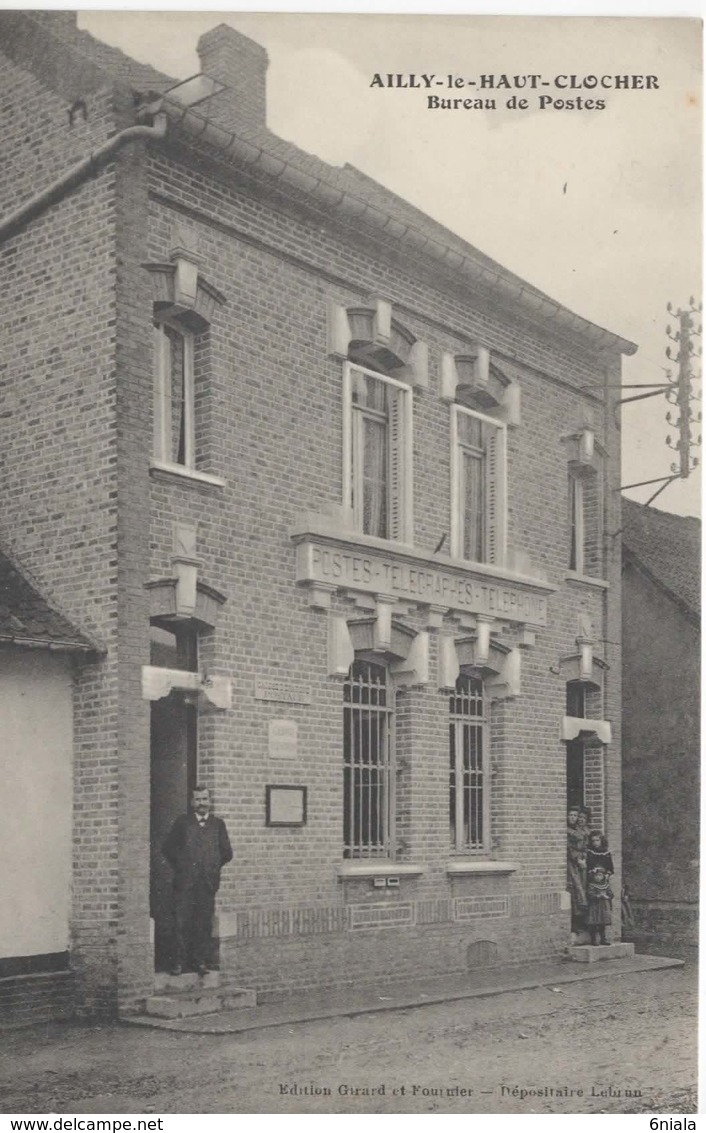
[{"x1": 265, "y1": 784, "x2": 307, "y2": 827}]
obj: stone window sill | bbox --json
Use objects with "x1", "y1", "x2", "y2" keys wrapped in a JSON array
[
  {"x1": 337, "y1": 862, "x2": 425, "y2": 879},
  {"x1": 446, "y1": 860, "x2": 518, "y2": 875},
  {"x1": 564, "y1": 572, "x2": 609, "y2": 590},
  {"x1": 150, "y1": 459, "x2": 226, "y2": 489}
]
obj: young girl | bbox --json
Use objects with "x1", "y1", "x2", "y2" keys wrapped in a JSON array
[
  {"x1": 586, "y1": 830, "x2": 615, "y2": 878},
  {"x1": 586, "y1": 831, "x2": 615, "y2": 945}
]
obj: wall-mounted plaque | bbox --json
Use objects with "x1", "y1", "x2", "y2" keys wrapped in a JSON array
[
  {"x1": 254, "y1": 679, "x2": 312, "y2": 705},
  {"x1": 268, "y1": 718, "x2": 298, "y2": 761},
  {"x1": 265, "y1": 785, "x2": 307, "y2": 827}
]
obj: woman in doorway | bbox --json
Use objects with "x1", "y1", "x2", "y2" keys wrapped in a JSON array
[
  {"x1": 567, "y1": 806, "x2": 588, "y2": 933},
  {"x1": 577, "y1": 805, "x2": 591, "y2": 835}
]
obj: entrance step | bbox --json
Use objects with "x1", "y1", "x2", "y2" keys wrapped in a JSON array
[
  {"x1": 153, "y1": 971, "x2": 221, "y2": 993},
  {"x1": 146, "y1": 973, "x2": 257, "y2": 1019},
  {"x1": 570, "y1": 942, "x2": 636, "y2": 963}
]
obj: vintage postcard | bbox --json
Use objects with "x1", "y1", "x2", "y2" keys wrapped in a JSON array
[{"x1": 0, "y1": 8, "x2": 700, "y2": 1122}]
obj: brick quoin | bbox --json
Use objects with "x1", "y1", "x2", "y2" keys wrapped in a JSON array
[{"x1": 0, "y1": 12, "x2": 631, "y2": 1017}]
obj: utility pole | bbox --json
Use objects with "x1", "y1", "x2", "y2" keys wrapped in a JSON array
[
  {"x1": 620, "y1": 299, "x2": 701, "y2": 506},
  {"x1": 665, "y1": 300, "x2": 702, "y2": 480}
]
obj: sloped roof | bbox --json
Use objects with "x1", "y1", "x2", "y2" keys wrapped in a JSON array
[
  {"x1": 217, "y1": 128, "x2": 565, "y2": 312},
  {"x1": 3, "y1": 12, "x2": 637, "y2": 357},
  {"x1": 25, "y1": 10, "x2": 172, "y2": 94},
  {"x1": 622, "y1": 496, "x2": 701, "y2": 619},
  {"x1": 0, "y1": 548, "x2": 96, "y2": 651},
  {"x1": 154, "y1": 99, "x2": 638, "y2": 356},
  {"x1": 20, "y1": 13, "x2": 525, "y2": 290}
]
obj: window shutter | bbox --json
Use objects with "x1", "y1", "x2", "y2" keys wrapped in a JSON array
[
  {"x1": 388, "y1": 385, "x2": 404, "y2": 540},
  {"x1": 153, "y1": 324, "x2": 169, "y2": 460},
  {"x1": 485, "y1": 423, "x2": 505, "y2": 566},
  {"x1": 571, "y1": 474, "x2": 585, "y2": 574},
  {"x1": 182, "y1": 333, "x2": 195, "y2": 469}
]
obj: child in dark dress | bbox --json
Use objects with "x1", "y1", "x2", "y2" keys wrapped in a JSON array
[
  {"x1": 586, "y1": 831, "x2": 614, "y2": 944},
  {"x1": 586, "y1": 830, "x2": 614, "y2": 877}
]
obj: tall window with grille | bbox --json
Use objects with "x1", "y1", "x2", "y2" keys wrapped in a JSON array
[
  {"x1": 450, "y1": 405, "x2": 506, "y2": 564},
  {"x1": 343, "y1": 362, "x2": 413, "y2": 542},
  {"x1": 449, "y1": 674, "x2": 488, "y2": 852},
  {"x1": 343, "y1": 660, "x2": 394, "y2": 858}
]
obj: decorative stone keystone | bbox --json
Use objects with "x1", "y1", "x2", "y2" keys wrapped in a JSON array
[{"x1": 328, "y1": 614, "x2": 355, "y2": 676}]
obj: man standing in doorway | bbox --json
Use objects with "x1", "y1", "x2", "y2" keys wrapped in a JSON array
[{"x1": 162, "y1": 785, "x2": 233, "y2": 976}]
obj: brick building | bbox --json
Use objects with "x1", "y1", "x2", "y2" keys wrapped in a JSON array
[
  {"x1": 0, "y1": 12, "x2": 636, "y2": 1019},
  {"x1": 0, "y1": 546, "x2": 96, "y2": 1026},
  {"x1": 622, "y1": 499, "x2": 700, "y2": 946}
]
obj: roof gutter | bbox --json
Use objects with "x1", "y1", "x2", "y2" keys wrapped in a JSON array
[
  {"x1": 0, "y1": 634, "x2": 98, "y2": 653},
  {"x1": 0, "y1": 112, "x2": 167, "y2": 245},
  {"x1": 156, "y1": 96, "x2": 637, "y2": 358}
]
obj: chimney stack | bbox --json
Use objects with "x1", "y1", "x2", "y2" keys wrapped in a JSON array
[{"x1": 197, "y1": 25, "x2": 268, "y2": 135}]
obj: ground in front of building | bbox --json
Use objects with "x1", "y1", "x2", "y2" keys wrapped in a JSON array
[{"x1": 0, "y1": 942, "x2": 696, "y2": 1115}]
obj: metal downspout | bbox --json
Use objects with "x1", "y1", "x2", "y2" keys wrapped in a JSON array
[{"x1": 0, "y1": 113, "x2": 167, "y2": 245}]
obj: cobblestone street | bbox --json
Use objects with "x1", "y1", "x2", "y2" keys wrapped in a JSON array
[{"x1": 1, "y1": 947, "x2": 697, "y2": 1116}]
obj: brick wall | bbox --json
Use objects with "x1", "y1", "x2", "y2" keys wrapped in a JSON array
[
  {"x1": 1, "y1": 24, "x2": 625, "y2": 1011},
  {"x1": 622, "y1": 564, "x2": 700, "y2": 907},
  {"x1": 0, "y1": 973, "x2": 75, "y2": 1030},
  {"x1": 0, "y1": 52, "x2": 121, "y2": 1015},
  {"x1": 122, "y1": 135, "x2": 623, "y2": 999}
]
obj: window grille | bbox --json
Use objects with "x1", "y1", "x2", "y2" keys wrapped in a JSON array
[
  {"x1": 449, "y1": 674, "x2": 487, "y2": 852},
  {"x1": 343, "y1": 660, "x2": 393, "y2": 858}
]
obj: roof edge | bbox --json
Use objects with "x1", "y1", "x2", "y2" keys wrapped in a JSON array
[
  {"x1": 154, "y1": 95, "x2": 638, "y2": 359},
  {"x1": 0, "y1": 541, "x2": 106, "y2": 655},
  {"x1": 0, "y1": 10, "x2": 114, "y2": 102},
  {"x1": 622, "y1": 545, "x2": 701, "y2": 624},
  {"x1": 0, "y1": 634, "x2": 99, "y2": 654}
]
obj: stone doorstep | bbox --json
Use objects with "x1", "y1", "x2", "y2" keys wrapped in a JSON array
[
  {"x1": 126, "y1": 953, "x2": 684, "y2": 1035},
  {"x1": 153, "y1": 971, "x2": 222, "y2": 993},
  {"x1": 145, "y1": 984, "x2": 257, "y2": 1019},
  {"x1": 570, "y1": 942, "x2": 635, "y2": 963}
]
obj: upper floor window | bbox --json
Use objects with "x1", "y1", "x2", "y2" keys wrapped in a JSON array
[
  {"x1": 568, "y1": 472, "x2": 584, "y2": 573},
  {"x1": 568, "y1": 469, "x2": 602, "y2": 576},
  {"x1": 144, "y1": 246, "x2": 225, "y2": 485},
  {"x1": 565, "y1": 427, "x2": 604, "y2": 578},
  {"x1": 450, "y1": 405, "x2": 506, "y2": 565},
  {"x1": 343, "y1": 362, "x2": 413, "y2": 542},
  {"x1": 153, "y1": 321, "x2": 197, "y2": 469}
]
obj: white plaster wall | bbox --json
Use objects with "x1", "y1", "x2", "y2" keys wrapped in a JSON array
[{"x1": 0, "y1": 650, "x2": 73, "y2": 957}]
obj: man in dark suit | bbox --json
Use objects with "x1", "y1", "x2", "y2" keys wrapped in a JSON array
[{"x1": 162, "y1": 785, "x2": 233, "y2": 976}]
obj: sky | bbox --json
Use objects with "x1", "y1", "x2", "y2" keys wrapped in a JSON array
[{"x1": 80, "y1": 10, "x2": 703, "y2": 517}]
